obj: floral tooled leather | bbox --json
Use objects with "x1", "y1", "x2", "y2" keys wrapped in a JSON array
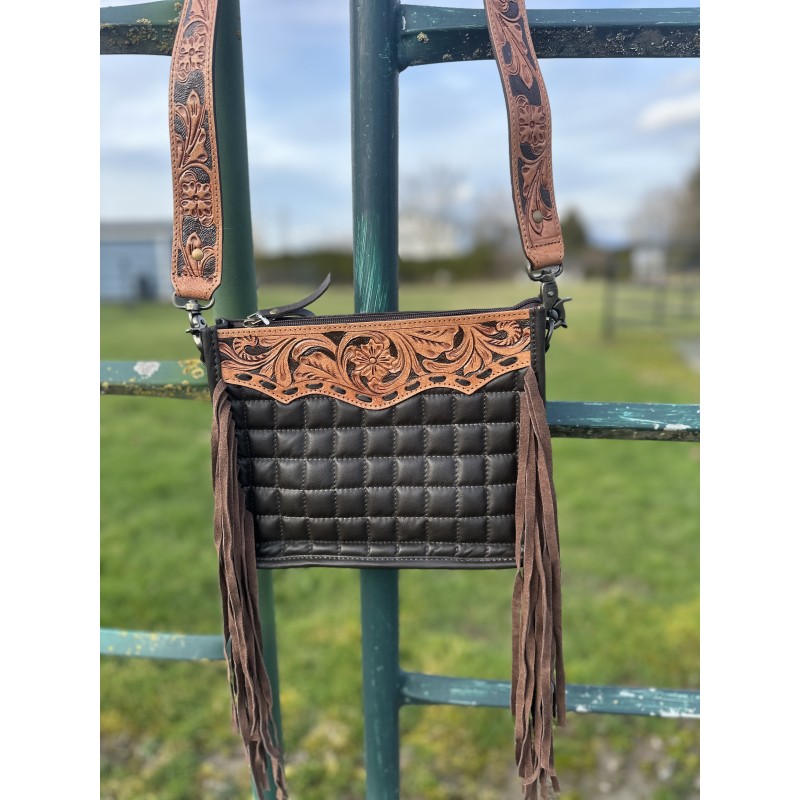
[
  {"x1": 484, "y1": 0, "x2": 563, "y2": 269},
  {"x1": 169, "y1": 0, "x2": 221, "y2": 301},
  {"x1": 217, "y1": 307, "x2": 532, "y2": 408}
]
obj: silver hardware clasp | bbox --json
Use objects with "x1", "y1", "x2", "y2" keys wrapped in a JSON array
[
  {"x1": 173, "y1": 294, "x2": 215, "y2": 353},
  {"x1": 526, "y1": 264, "x2": 571, "y2": 349}
]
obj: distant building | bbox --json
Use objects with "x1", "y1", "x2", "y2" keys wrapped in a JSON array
[{"x1": 100, "y1": 221, "x2": 174, "y2": 302}]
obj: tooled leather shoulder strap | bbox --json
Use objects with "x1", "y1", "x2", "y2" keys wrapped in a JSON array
[
  {"x1": 169, "y1": 0, "x2": 222, "y2": 302},
  {"x1": 168, "y1": 0, "x2": 562, "y2": 296},
  {"x1": 484, "y1": 0, "x2": 564, "y2": 272}
]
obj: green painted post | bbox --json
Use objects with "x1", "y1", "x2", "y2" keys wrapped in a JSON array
[
  {"x1": 351, "y1": 0, "x2": 400, "y2": 315},
  {"x1": 212, "y1": 3, "x2": 282, "y2": 798},
  {"x1": 211, "y1": 0, "x2": 259, "y2": 320},
  {"x1": 350, "y1": 0, "x2": 402, "y2": 798}
]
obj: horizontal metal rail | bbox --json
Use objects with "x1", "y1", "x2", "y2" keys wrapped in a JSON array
[
  {"x1": 101, "y1": 360, "x2": 699, "y2": 441},
  {"x1": 399, "y1": 671, "x2": 699, "y2": 718},
  {"x1": 101, "y1": 359, "x2": 210, "y2": 399},
  {"x1": 100, "y1": 628, "x2": 223, "y2": 661},
  {"x1": 399, "y1": 6, "x2": 700, "y2": 68},
  {"x1": 100, "y1": 4, "x2": 700, "y2": 62},
  {"x1": 99, "y1": 629, "x2": 698, "y2": 719},
  {"x1": 100, "y1": 0, "x2": 178, "y2": 55}
]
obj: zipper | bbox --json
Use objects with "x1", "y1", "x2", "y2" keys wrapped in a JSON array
[{"x1": 221, "y1": 297, "x2": 540, "y2": 329}]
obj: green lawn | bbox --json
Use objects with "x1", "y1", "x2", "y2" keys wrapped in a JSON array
[{"x1": 101, "y1": 279, "x2": 699, "y2": 800}]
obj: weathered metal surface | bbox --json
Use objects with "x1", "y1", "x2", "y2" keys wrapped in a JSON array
[
  {"x1": 100, "y1": 364, "x2": 700, "y2": 441},
  {"x1": 360, "y1": 570, "x2": 401, "y2": 800},
  {"x1": 352, "y1": 1, "x2": 403, "y2": 797},
  {"x1": 400, "y1": 672, "x2": 699, "y2": 719},
  {"x1": 100, "y1": 1, "x2": 179, "y2": 55},
  {"x1": 100, "y1": 359, "x2": 210, "y2": 399},
  {"x1": 212, "y1": 0, "x2": 260, "y2": 321},
  {"x1": 351, "y1": 0, "x2": 401, "y2": 317},
  {"x1": 100, "y1": 628, "x2": 224, "y2": 661},
  {"x1": 548, "y1": 401, "x2": 700, "y2": 441},
  {"x1": 399, "y1": 6, "x2": 700, "y2": 69}
]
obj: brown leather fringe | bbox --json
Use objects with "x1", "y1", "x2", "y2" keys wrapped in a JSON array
[
  {"x1": 211, "y1": 382, "x2": 289, "y2": 799},
  {"x1": 512, "y1": 369, "x2": 566, "y2": 798}
]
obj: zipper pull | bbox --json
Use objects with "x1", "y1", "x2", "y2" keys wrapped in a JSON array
[{"x1": 244, "y1": 274, "x2": 332, "y2": 326}]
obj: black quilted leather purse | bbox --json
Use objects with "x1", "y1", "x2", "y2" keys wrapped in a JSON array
[{"x1": 169, "y1": 1, "x2": 569, "y2": 797}]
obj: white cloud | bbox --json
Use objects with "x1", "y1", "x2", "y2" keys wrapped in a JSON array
[{"x1": 638, "y1": 93, "x2": 701, "y2": 132}]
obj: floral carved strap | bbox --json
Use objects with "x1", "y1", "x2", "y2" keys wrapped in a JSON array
[
  {"x1": 169, "y1": 0, "x2": 222, "y2": 302},
  {"x1": 484, "y1": 0, "x2": 564, "y2": 271}
]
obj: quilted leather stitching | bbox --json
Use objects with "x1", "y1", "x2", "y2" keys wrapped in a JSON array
[{"x1": 226, "y1": 369, "x2": 525, "y2": 566}]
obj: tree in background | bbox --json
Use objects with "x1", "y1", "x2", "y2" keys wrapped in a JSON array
[
  {"x1": 630, "y1": 163, "x2": 699, "y2": 273},
  {"x1": 560, "y1": 208, "x2": 590, "y2": 254},
  {"x1": 669, "y1": 164, "x2": 699, "y2": 269}
]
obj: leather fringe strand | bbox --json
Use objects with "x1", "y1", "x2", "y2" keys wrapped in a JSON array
[
  {"x1": 512, "y1": 368, "x2": 566, "y2": 798},
  {"x1": 211, "y1": 382, "x2": 289, "y2": 799}
]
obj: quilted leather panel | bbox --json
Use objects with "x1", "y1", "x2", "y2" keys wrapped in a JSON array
[{"x1": 225, "y1": 369, "x2": 525, "y2": 568}]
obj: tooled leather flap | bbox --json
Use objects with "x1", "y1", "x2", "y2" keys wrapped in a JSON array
[
  {"x1": 216, "y1": 307, "x2": 534, "y2": 408},
  {"x1": 169, "y1": 0, "x2": 222, "y2": 301},
  {"x1": 484, "y1": 0, "x2": 564, "y2": 270}
]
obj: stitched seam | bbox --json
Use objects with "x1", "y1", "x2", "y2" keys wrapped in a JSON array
[
  {"x1": 331, "y1": 398, "x2": 341, "y2": 557},
  {"x1": 257, "y1": 535, "x2": 511, "y2": 540},
  {"x1": 217, "y1": 308, "x2": 530, "y2": 336},
  {"x1": 272, "y1": 398, "x2": 284, "y2": 556},
  {"x1": 224, "y1": 392, "x2": 518, "y2": 409},
  {"x1": 362, "y1": 407, "x2": 369, "y2": 551},
  {"x1": 482, "y1": 391, "x2": 489, "y2": 554},
  {"x1": 253, "y1": 555, "x2": 514, "y2": 563},
  {"x1": 256, "y1": 515, "x2": 513, "y2": 520},
  {"x1": 392, "y1": 403, "x2": 399, "y2": 557},
  {"x1": 229, "y1": 391, "x2": 518, "y2": 402},
  {"x1": 237, "y1": 421, "x2": 517, "y2": 431},
  {"x1": 246, "y1": 454, "x2": 515, "y2": 461},
  {"x1": 452, "y1": 392, "x2": 461, "y2": 552},
  {"x1": 246, "y1": 483, "x2": 516, "y2": 491},
  {"x1": 241, "y1": 422, "x2": 516, "y2": 431},
  {"x1": 423, "y1": 420, "x2": 430, "y2": 557},
  {"x1": 303, "y1": 401, "x2": 310, "y2": 551}
]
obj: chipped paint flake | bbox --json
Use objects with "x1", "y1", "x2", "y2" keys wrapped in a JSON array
[
  {"x1": 659, "y1": 708, "x2": 686, "y2": 718},
  {"x1": 133, "y1": 361, "x2": 161, "y2": 379}
]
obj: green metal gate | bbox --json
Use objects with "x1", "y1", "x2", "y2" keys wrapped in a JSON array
[{"x1": 100, "y1": 3, "x2": 700, "y2": 798}]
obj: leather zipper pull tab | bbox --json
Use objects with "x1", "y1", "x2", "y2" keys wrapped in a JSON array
[{"x1": 245, "y1": 274, "x2": 332, "y2": 326}]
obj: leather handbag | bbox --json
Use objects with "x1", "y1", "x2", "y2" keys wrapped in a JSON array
[{"x1": 168, "y1": 1, "x2": 569, "y2": 797}]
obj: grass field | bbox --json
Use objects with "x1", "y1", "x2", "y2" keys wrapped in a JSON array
[{"x1": 101, "y1": 279, "x2": 699, "y2": 800}]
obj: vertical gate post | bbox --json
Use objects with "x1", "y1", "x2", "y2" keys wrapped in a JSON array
[
  {"x1": 213, "y1": 2, "x2": 283, "y2": 797},
  {"x1": 350, "y1": 0, "x2": 402, "y2": 798}
]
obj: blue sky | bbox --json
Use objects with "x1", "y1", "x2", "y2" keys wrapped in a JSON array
[{"x1": 100, "y1": 0, "x2": 699, "y2": 251}]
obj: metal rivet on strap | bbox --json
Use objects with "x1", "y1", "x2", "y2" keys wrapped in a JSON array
[
  {"x1": 191, "y1": 248, "x2": 204, "y2": 261},
  {"x1": 532, "y1": 210, "x2": 544, "y2": 223}
]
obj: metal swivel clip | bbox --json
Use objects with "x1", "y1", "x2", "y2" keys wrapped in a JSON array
[
  {"x1": 526, "y1": 263, "x2": 571, "y2": 349},
  {"x1": 173, "y1": 294, "x2": 215, "y2": 354}
]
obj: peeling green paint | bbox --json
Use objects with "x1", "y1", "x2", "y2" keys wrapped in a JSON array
[
  {"x1": 101, "y1": 629, "x2": 224, "y2": 661},
  {"x1": 100, "y1": 1, "x2": 179, "y2": 55},
  {"x1": 398, "y1": 6, "x2": 699, "y2": 70},
  {"x1": 399, "y1": 672, "x2": 699, "y2": 719}
]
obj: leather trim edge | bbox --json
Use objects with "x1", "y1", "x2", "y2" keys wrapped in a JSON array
[{"x1": 216, "y1": 306, "x2": 533, "y2": 408}]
